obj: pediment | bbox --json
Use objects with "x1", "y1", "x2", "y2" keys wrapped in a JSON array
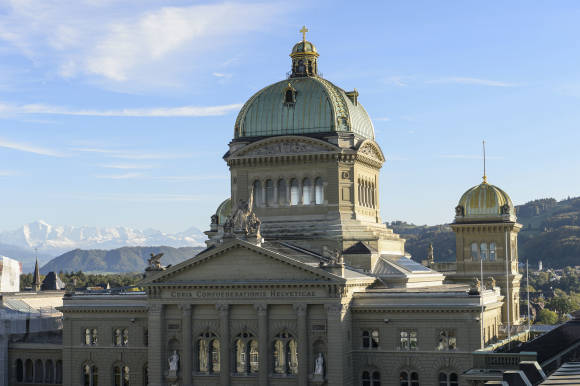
[
  {"x1": 230, "y1": 136, "x2": 339, "y2": 158},
  {"x1": 141, "y1": 239, "x2": 339, "y2": 285},
  {"x1": 357, "y1": 140, "x2": 385, "y2": 162}
]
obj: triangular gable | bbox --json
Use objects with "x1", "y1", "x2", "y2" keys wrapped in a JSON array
[{"x1": 141, "y1": 239, "x2": 341, "y2": 285}]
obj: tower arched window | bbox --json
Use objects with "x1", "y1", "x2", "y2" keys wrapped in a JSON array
[
  {"x1": 34, "y1": 359, "x2": 44, "y2": 383},
  {"x1": 252, "y1": 180, "x2": 263, "y2": 207},
  {"x1": 15, "y1": 359, "x2": 23, "y2": 382},
  {"x1": 290, "y1": 179, "x2": 299, "y2": 205},
  {"x1": 113, "y1": 364, "x2": 129, "y2": 386},
  {"x1": 489, "y1": 242, "x2": 496, "y2": 261},
  {"x1": 234, "y1": 332, "x2": 258, "y2": 374},
  {"x1": 24, "y1": 359, "x2": 33, "y2": 383},
  {"x1": 273, "y1": 331, "x2": 298, "y2": 375},
  {"x1": 198, "y1": 331, "x2": 220, "y2": 374},
  {"x1": 315, "y1": 177, "x2": 324, "y2": 204},
  {"x1": 45, "y1": 359, "x2": 55, "y2": 383},
  {"x1": 471, "y1": 243, "x2": 479, "y2": 260},
  {"x1": 82, "y1": 363, "x2": 98, "y2": 386},
  {"x1": 302, "y1": 178, "x2": 312, "y2": 204},
  {"x1": 480, "y1": 243, "x2": 488, "y2": 260},
  {"x1": 277, "y1": 179, "x2": 287, "y2": 205},
  {"x1": 265, "y1": 179, "x2": 274, "y2": 206}
]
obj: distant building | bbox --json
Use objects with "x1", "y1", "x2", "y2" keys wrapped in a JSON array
[{"x1": 0, "y1": 256, "x2": 21, "y2": 293}]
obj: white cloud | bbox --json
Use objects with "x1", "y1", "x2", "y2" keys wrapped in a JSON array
[
  {"x1": 0, "y1": 137, "x2": 65, "y2": 157},
  {"x1": 439, "y1": 154, "x2": 503, "y2": 160},
  {"x1": 383, "y1": 76, "x2": 411, "y2": 87},
  {"x1": 73, "y1": 147, "x2": 191, "y2": 160},
  {"x1": 0, "y1": 1, "x2": 285, "y2": 87},
  {"x1": 96, "y1": 172, "x2": 145, "y2": 180},
  {"x1": 0, "y1": 170, "x2": 19, "y2": 176},
  {"x1": 0, "y1": 101, "x2": 243, "y2": 117},
  {"x1": 426, "y1": 77, "x2": 516, "y2": 87}
]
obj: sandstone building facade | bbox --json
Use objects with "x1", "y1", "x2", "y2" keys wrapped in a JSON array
[{"x1": 8, "y1": 30, "x2": 525, "y2": 386}]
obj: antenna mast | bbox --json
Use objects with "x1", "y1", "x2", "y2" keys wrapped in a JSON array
[{"x1": 482, "y1": 140, "x2": 487, "y2": 183}]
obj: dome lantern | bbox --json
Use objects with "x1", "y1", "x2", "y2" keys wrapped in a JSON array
[{"x1": 290, "y1": 26, "x2": 319, "y2": 77}]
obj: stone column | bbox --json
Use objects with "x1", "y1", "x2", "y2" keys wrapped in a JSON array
[
  {"x1": 325, "y1": 303, "x2": 344, "y2": 386},
  {"x1": 294, "y1": 304, "x2": 308, "y2": 386},
  {"x1": 181, "y1": 304, "x2": 192, "y2": 386},
  {"x1": 255, "y1": 304, "x2": 268, "y2": 386},
  {"x1": 217, "y1": 304, "x2": 230, "y2": 386},
  {"x1": 148, "y1": 303, "x2": 164, "y2": 386}
]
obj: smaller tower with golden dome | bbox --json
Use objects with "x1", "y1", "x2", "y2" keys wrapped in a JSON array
[{"x1": 450, "y1": 172, "x2": 522, "y2": 326}]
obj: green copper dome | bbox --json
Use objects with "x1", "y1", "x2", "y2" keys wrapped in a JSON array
[{"x1": 234, "y1": 77, "x2": 375, "y2": 140}]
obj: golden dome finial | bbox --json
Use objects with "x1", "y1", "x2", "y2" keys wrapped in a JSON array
[
  {"x1": 300, "y1": 25, "x2": 308, "y2": 42},
  {"x1": 482, "y1": 140, "x2": 487, "y2": 183}
]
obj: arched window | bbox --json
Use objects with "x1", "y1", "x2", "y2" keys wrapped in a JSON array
[
  {"x1": 277, "y1": 179, "x2": 287, "y2": 205},
  {"x1": 273, "y1": 331, "x2": 298, "y2": 375},
  {"x1": 56, "y1": 361, "x2": 62, "y2": 384},
  {"x1": 198, "y1": 332, "x2": 220, "y2": 374},
  {"x1": 400, "y1": 371, "x2": 419, "y2": 386},
  {"x1": 302, "y1": 178, "x2": 312, "y2": 204},
  {"x1": 489, "y1": 242, "x2": 496, "y2": 260},
  {"x1": 362, "y1": 330, "x2": 370, "y2": 348},
  {"x1": 85, "y1": 328, "x2": 92, "y2": 345},
  {"x1": 285, "y1": 89, "x2": 294, "y2": 103},
  {"x1": 114, "y1": 328, "x2": 122, "y2": 346},
  {"x1": 362, "y1": 330, "x2": 379, "y2": 348},
  {"x1": 15, "y1": 359, "x2": 23, "y2": 382},
  {"x1": 252, "y1": 180, "x2": 263, "y2": 207},
  {"x1": 265, "y1": 179, "x2": 274, "y2": 206},
  {"x1": 363, "y1": 370, "x2": 381, "y2": 385},
  {"x1": 25, "y1": 359, "x2": 33, "y2": 383},
  {"x1": 234, "y1": 332, "x2": 258, "y2": 374},
  {"x1": 45, "y1": 359, "x2": 55, "y2": 383},
  {"x1": 290, "y1": 179, "x2": 299, "y2": 205},
  {"x1": 471, "y1": 243, "x2": 479, "y2": 260},
  {"x1": 123, "y1": 329, "x2": 129, "y2": 345},
  {"x1": 113, "y1": 364, "x2": 129, "y2": 386},
  {"x1": 315, "y1": 178, "x2": 324, "y2": 204},
  {"x1": 439, "y1": 372, "x2": 458, "y2": 386},
  {"x1": 372, "y1": 371, "x2": 381, "y2": 386},
  {"x1": 82, "y1": 363, "x2": 98, "y2": 386},
  {"x1": 480, "y1": 243, "x2": 488, "y2": 260}
]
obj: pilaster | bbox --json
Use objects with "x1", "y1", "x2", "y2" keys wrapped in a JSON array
[
  {"x1": 148, "y1": 303, "x2": 164, "y2": 386},
  {"x1": 180, "y1": 304, "x2": 192, "y2": 386},
  {"x1": 295, "y1": 303, "x2": 308, "y2": 386},
  {"x1": 217, "y1": 304, "x2": 230, "y2": 386},
  {"x1": 325, "y1": 303, "x2": 344, "y2": 386},
  {"x1": 255, "y1": 304, "x2": 268, "y2": 386}
]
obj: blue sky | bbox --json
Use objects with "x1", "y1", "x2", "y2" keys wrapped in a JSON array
[{"x1": 1, "y1": 0, "x2": 579, "y2": 233}]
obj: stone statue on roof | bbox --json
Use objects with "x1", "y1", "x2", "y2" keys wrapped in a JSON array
[
  {"x1": 146, "y1": 252, "x2": 164, "y2": 271},
  {"x1": 224, "y1": 187, "x2": 261, "y2": 238}
]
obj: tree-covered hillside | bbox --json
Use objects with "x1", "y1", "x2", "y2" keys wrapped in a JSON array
[{"x1": 40, "y1": 245, "x2": 205, "y2": 274}]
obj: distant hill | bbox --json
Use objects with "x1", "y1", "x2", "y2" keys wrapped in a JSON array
[
  {"x1": 40, "y1": 246, "x2": 205, "y2": 274},
  {"x1": 390, "y1": 196, "x2": 580, "y2": 269}
]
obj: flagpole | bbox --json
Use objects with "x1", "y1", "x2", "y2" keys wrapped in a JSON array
[
  {"x1": 527, "y1": 260, "x2": 531, "y2": 332},
  {"x1": 481, "y1": 255, "x2": 485, "y2": 348},
  {"x1": 506, "y1": 231, "x2": 511, "y2": 346}
]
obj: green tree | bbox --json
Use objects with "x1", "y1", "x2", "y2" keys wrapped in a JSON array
[{"x1": 536, "y1": 309, "x2": 559, "y2": 325}]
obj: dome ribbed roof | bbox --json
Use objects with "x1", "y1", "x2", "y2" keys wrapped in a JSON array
[
  {"x1": 234, "y1": 77, "x2": 375, "y2": 140},
  {"x1": 455, "y1": 182, "x2": 516, "y2": 222}
]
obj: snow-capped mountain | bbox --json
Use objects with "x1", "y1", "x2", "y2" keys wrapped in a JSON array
[{"x1": 0, "y1": 220, "x2": 207, "y2": 256}]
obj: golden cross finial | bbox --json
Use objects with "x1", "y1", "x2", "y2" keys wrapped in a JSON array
[{"x1": 300, "y1": 25, "x2": 308, "y2": 42}]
